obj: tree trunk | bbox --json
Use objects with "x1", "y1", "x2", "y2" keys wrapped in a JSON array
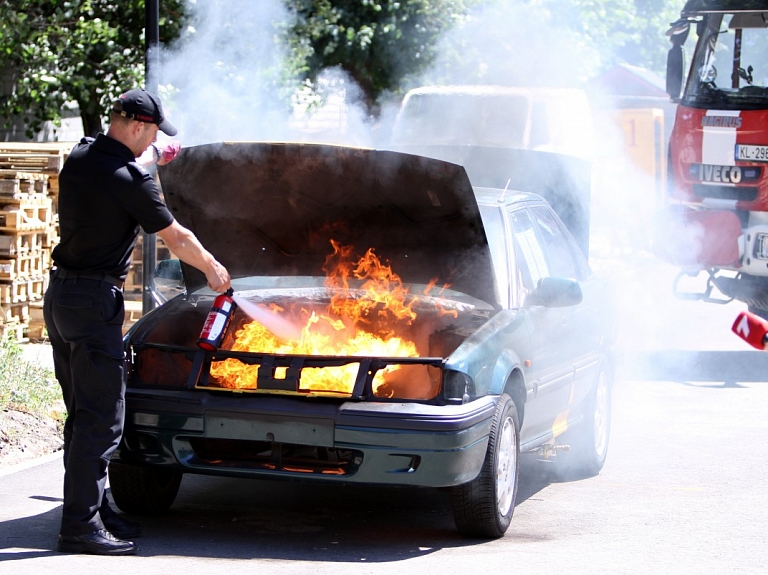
[{"x1": 80, "y1": 108, "x2": 103, "y2": 138}]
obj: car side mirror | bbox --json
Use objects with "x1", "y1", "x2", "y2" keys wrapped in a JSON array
[
  {"x1": 666, "y1": 44, "x2": 685, "y2": 102},
  {"x1": 529, "y1": 277, "x2": 583, "y2": 307},
  {"x1": 151, "y1": 259, "x2": 185, "y2": 305},
  {"x1": 154, "y1": 258, "x2": 183, "y2": 282}
]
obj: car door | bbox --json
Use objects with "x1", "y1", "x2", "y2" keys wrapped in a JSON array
[
  {"x1": 528, "y1": 205, "x2": 601, "y2": 409},
  {"x1": 507, "y1": 206, "x2": 574, "y2": 441}
]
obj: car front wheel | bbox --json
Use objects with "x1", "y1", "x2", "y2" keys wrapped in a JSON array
[
  {"x1": 108, "y1": 463, "x2": 182, "y2": 515},
  {"x1": 450, "y1": 393, "x2": 520, "y2": 538}
]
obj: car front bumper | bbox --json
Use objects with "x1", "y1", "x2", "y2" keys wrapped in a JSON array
[{"x1": 113, "y1": 390, "x2": 497, "y2": 488}]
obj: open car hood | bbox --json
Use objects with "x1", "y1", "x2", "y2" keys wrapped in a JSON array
[{"x1": 158, "y1": 142, "x2": 495, "y2": 305}]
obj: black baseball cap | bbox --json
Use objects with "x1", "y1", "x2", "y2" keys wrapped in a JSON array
[{"x1": 112, "y1": 89, "x2": 178, "y2": 137}]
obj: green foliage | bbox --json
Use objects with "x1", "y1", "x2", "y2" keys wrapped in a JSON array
[
  {"x1": 0, "y1": 0, "x2": 700, "y2": 135},
  {"x1": 0, "y1": 0, "x2": 186, "y2": 139},
  {"x1": 286, "y1": 0, "x2": 684, "y2": 113},
  {"x1": 547, "y1": 0, "x2": 683, "y2": 74},
  {"x1": 0, "y1": 336, "x2": 61, "y2": 419},
  {"x1": 286, "y1": 0, "x2": 482, "y2": 112}
]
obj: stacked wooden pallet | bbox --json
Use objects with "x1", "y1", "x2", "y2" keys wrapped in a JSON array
[
  {"x1": 0, "y1": 171, "x2": 56, "y2": 341},
  {"x1": 0, "y1": 143, "x2": 70, "y2": 341},
  {"x1": 0, "y1": 142, "x2": 70, "y2": 194},
  {"x1": 0, "y1": 142, "x2": 180, "y2": 341},
  {"x1": 0, "y1": 142, "x2": 175, "y2": 340}
]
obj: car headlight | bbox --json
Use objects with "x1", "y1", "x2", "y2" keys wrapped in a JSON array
[{"x1": 442, "y1": 370, "x2": 475, "y2": 404}]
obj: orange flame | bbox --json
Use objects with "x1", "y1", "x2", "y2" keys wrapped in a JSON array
[{"x1": 209, "y1": 240, "x2": 442, "y2": 397}]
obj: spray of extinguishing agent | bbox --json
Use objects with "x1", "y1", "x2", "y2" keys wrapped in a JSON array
[{"x1": 198, "y1": 288, "x2": 237, "y2": 351}]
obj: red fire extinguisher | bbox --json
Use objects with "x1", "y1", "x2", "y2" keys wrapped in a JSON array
[{"x1": 198, "y1": 288, "x2": 237, "y2": 351}]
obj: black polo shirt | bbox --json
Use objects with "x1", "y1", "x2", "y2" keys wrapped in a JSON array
[{"x1": 52, "y1": 134, "x2": 174, "y2": 281}]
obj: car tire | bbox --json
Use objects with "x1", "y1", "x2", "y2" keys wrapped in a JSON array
[
  {"x1": 556, "y1": 360, "x2": 612, "y2": 479},
  {"x1": 450, "y1": 393, "x2": 520, "y2": 539},
  {"x1": 108, "y1": 463, "x2": 182, "y2": 515}
]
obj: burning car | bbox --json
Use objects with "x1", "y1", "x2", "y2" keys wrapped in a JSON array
[{"x1": 109, "y1": 142, "x2": 616, "y2": 538}]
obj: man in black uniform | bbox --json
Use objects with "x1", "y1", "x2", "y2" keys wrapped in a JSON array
[{"x1": 44, "y1": 89, "x2": 230, "y2": 555}]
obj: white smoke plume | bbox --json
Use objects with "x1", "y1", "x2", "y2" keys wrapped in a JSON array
[
  {"x1": 158, "y1": 0, "x2": 297, "y2": 145},
  {"x1": 154, "y1": 0, "x2": 743, "y2": 374}
]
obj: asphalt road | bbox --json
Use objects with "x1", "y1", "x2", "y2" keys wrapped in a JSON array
[{"x1": 2, "y1": 255, "x2": 767, "y2": 574}]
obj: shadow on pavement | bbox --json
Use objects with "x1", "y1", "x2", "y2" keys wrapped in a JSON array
[
  {"x1": 619, "y1": 350, "x2": 768, "y2": 385},
  {"x1": 1, "y1": 470, "x2": 555, "y2": 562}
]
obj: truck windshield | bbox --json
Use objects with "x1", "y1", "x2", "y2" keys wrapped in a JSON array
[{"x1": 684, "y1": 12, "x2": 768, "y2": 110}]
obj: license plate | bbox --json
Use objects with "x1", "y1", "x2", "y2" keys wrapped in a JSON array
[
  {"x1": 735, "y1": 144, "x2": 768, "y2": 162},
  {"x1": 205, "y1": 411, "x2": 335, "y2": 446}
]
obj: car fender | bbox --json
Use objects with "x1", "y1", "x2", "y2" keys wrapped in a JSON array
[
  {"x1": 490, "y1": 349, "x2": 526, "y2": 397},
  {"x1": 445, "y1": 309, "x2": 530, "y2": 398}
]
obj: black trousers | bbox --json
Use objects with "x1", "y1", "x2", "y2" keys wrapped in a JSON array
[{"x1": 43, "y1": 274, "x2": 126, "y2": 536}]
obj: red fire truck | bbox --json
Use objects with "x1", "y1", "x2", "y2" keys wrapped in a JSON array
[{"x1": 658, "y1": 0, "x2": 768, "y2": 317}]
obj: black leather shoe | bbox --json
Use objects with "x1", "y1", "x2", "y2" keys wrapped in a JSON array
[
  {"x1": 102, "y1": 513, "x2": 142, "y2": 539},
  {"x1": 57, "y1": 529, "x2": 137, "y2": 555}
]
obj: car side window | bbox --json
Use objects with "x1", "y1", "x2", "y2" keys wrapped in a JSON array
[
  {"x1": 508, "y1": 208, "x2": 547, "y2": 292},
  {"x1": 529, "y1": 205, "x2": 583, "y2": 280}
]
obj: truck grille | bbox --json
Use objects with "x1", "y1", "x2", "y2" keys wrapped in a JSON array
[{"x1": 693, "y1": 185, "x2": 758, "y2": 202}]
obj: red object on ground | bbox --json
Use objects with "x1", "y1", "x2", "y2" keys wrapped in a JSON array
[{"x1": 732, "y1": 311, "x2": 768, "y2": 351}]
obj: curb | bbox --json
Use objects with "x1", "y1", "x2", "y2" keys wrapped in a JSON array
[{"x1": 0, "y1": 449, "x2": 62, "y2": 479}]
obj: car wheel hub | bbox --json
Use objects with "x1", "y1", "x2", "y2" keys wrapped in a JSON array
[{"x1": 496, "y1": 416, "x2": 517, "y2": 516}]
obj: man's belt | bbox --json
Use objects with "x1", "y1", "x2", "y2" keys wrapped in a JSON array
[{"x1": 51, "y1": 267, "x2": 124, "y2": 289}]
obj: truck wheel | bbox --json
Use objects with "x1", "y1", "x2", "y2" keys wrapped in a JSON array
[
  {"x1": 451, "y1": 393, "x2": 520, "y2": 538},
  {"x1": 108, "y1": 463, "x2": 182, "y2": 515},
  {"x1": 556, "y1": 360, "x2": 612, "y2": 479}
]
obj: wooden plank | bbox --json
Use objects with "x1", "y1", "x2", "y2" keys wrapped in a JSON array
[
  {"x1": 0, "y1": 199, "x2": 53, "y2": 231},
  {"x1": 0, "y1": 280, "x2": 28, "y2": 303},
  {"x1": 0, "y1": 232, "x2": 44, "y2": 256},
  {"x1": 25, "y1": 322, "x2": 47, "y2": 342},
  {"x1": 0, "y1": 321, "x2": 29, "y2": 344},
  {"x1": 0, "y1": 252, "x2": 48, "y2": 282},
  {"x1": 0, "y1": 169, "x2": 50, "y2": 195},
  {"x1": 0, "y1": 302, "x2": 30, "y2": 324},
  {"x1": 0, "y1": 142, "x2": 73, "y2": 174}
]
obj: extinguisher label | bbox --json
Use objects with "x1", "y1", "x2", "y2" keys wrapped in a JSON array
[{"x1": 208, "y1": 312, "x2": 228, "y2": 340}]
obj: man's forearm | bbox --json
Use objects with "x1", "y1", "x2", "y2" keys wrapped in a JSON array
[{"x1": 156, "y1": 221, "x2": 231, "y2": 292}]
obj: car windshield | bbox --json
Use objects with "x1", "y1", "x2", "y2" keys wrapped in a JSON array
[{"x1": 684, "y1": 12, "x2": 768, "y2": 110}]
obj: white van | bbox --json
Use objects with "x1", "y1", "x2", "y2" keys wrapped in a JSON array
[
  {"x1": 391, "y1": 85, "x2": 594, "y2": 161},
  {"x1": 389, "y1": 85, "x2": 594, "y2": 258}
]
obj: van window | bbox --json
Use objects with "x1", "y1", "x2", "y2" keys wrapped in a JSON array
[{"x1": 394, "y1": 93, "x2": 528, "y2": 147}]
